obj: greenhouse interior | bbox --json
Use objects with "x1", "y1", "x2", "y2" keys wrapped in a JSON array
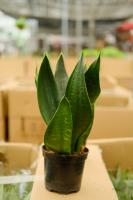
[{"x1": 0, "y1": 0, "x2": 133, "y2": 199}]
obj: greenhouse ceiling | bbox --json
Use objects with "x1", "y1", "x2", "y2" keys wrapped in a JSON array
[{"x1": 0, "y1": 0, "x2": 133, "y2": 20}]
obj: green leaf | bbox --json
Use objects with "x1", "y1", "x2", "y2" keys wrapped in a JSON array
[
  {"x1": 37, "y1": 55, "x2": 59, "y2": 124},
  {"x1": 66, "y1": 54, "x2": 93, "y2": 152},
  {"x1": 23, "y1": 192, "x2": 31, "y2": 200},
  {"x1": 0, "y1": 185, "x2": 3, "y2": 200},
  {"x1": 110, "y1": 168, "x2": 133, "y2": 200},
  {"x1": 4, "y1": 184, "x2": 20, "y2": 200},
  {"x1": 75, "y1": 106, "x2": 94, "y2": 152},
  {"x1": 55, "y1": 54, "x2": 68, "y2": 98},
  {"x1": 44, "y1": 97, "x2": 73, "y2": 154},
  {"x1": 85, "y1": 55, "x2": 101, "y2": 103}
]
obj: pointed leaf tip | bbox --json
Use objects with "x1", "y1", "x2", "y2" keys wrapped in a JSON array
[
  {"x1": 55, "y1": 53, "x2": 68, "y2": 99},
  {"x1": 37, "y1": 54, "x2": 59, "y2": 124},
  {"x1": 85, "y1": 55, "x2": 101, "y2": 103},
  {"x1": 80, "y1": 51, "x2": 84, "y2": 63},
  {"x1": 66, "y1": 56, "x2": 93, "y2": 152}
]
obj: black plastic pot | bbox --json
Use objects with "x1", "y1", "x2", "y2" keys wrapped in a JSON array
[{"x1": 42, "y1": 145, "x2": 88, "y2": 194}]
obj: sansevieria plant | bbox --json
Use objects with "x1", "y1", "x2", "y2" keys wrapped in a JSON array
[
  {"x1": 35, "y1": 53, "x2": 100, "y2": 154},
  {"x1": 35, "y1": 53, "x2": 101, "y2": 193}
]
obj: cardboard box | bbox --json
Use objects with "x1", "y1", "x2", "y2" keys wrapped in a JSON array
[
  {"x1": 0, "y1": 90, "x2": 3, "y2": 117},
  {"x1": 0, "y1": 142, "x2": 39, "y2": 174},
  {"x1": 117, "y1": 77, "x2": 133, "y2": 92},
  {"x1": 42, "y1": 57, "x2": 133, "y2": 79},
  {"x1": 8, "y1": 82, "x2": 46, "y2": 143},
  {"x1": 100, "y1": 76, "x2": 117, "y2": 89},
  {"x1": 0, "y1": 56, "x2": 42, "y2": 80},
  {"x1": 100, "y1": 57, "x2": 133, "y2": 78},
  {"x1": 0, "y1": 90, "x2": 4, "y2": 140},
  {"x1": 88, "y1": 138, "x2": 133, "y2": 171},
  {"x1": 53, "y1": 57, "x2": 133, "y2": 79},
  {"x1": 0, "y1": 56, "x2": 24, "y2": 78},
  {"x1": 0, "y1": 78, "x2": 20, "y2": 141},
  {"x1": 97, "y1": 86, "x2": 132, "y2": 107},
  {"x1": 90, "y1": 106, "x2": 133, "y2": 139},
  {"x1": 30, "y1": 145, "x2": 118, "y2": 200},
  {"x1": 0, "y1": 56, "x2": 133, "y2": 79},
  {"x1": 9, "y1": 118, "x2": 44, "y2": 143},
  {"x1": 0, "y1": 120, "x2": 5, "y2": 141},
  {"x1": 21, "y1": 56, "x2": 41, "y2": 79},
  {"x1": 8, "y1": 88, "x2": 39, "y2": 118}
]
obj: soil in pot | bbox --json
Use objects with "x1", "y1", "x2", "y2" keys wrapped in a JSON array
[{"x1": 42, "y1": 145, "x2": 88, "y2": 194}]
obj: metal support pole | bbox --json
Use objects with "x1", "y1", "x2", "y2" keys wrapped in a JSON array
[
  {"x1": 88, "y1": 18, "x2": 96, "y2": 48},
  {"x1": 76, "y1": 0, "x2": 82, "y2": 55},
  {"x1": 61, "y1": 0, "x2": 69, "y2": 56}
]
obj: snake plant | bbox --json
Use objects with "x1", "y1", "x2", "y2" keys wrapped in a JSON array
[{"x1": 36, "y1": 53, "x2": 100, "y2": 154}]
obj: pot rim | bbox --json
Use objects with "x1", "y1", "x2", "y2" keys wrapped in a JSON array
[{"x1": 42, "y1": 145, "x2": 89, "y2": 158}]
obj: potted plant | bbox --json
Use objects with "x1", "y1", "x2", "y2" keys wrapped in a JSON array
[{"x1": 35, "y1": 53, "x2": 101, "y2": 194}]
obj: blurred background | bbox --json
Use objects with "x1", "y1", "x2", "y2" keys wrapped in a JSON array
[
  {"x1": 0, "y1": 0, "x2": 133, "y2": 143},
  {"x1": 0, "y1": 0, "x2": 133, "y2": 56}
]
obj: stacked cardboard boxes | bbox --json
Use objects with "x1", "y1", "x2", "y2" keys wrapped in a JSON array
[
  {"x1": 0, "y1": 56, "x2": 133, "y2": 143},
  {"x1": 100, "y1": 57, "x2": 133, "y2": 78},
  {"x1": 0, "y1": 90, "x2": 4, "y2": 140},
  {"x1": 0, "y1": 79, "x2": 20, "y2": 141},
  {"x1": 100, "y1": 76, "x2": 117, "y2": 89},
  {"x1": 5, "y1": 77, "x2": 133, "y2": 143},
  {"x1": 97, "y1": 86, "x2": 132, "y2": 107},
  {"x1": 117, "y1": 77, "x2": 133, "y2": 92},
  {"x1": 88, "y1": 138, "x2": 133, "y2": 171},
  {"x1": 95, "y1": 75, "x2": 132, "y2": 107},
  {"x1": 0, "y1": 56, "x2": 24, "y2": 78},
  {"x1": 0, "y1": 142, "x2": 38, "y2": 172},
  {"x1": 8, "y1": 80, "x2": 46, "y2": 144},
  {"x1": 90, "y1": 105, "x2": 133, "y2": 139},
  {"x1": 90, "y1": 57, "x2": 133, "y2": 93},
  {"x1": 0, "y1": 56, "x2": 133, "y2": 78}
]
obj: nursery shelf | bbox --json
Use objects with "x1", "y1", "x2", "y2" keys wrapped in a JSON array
[{"x1": 30, "y1": 145, "x2": 118, "y2": 200}]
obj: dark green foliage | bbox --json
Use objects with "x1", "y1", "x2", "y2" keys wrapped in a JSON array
[
  {"x1": 0, "y1": 169, "x2": 33, "y2": 200},
  {"x1": 36, "y1": 53, "x2": 101, "y2": 154},
  {"x1": 37, "y1": 55, "x2": 59, "y2": 124},
  {"x1": 44, "y1": 97, "x2": 72, "y2": 154},
  {"x1": 110, "y1": 168, "x2": 133, "y2": 200},
  {"x1": 55, "y1": 54, "x2": 68, "y2": 99},
  {"x1": 65, "y1": 55, "x2": 93, "y2": 152},
  {"x1": 0, "y1": 182, "x2": 32, "y2": 200},
  {"x1": 85, "y1": 55, "x2": 101, "y2": 103},
  {"x1": 16, "y1": 17, "x2": 26, "y2": 30}
]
